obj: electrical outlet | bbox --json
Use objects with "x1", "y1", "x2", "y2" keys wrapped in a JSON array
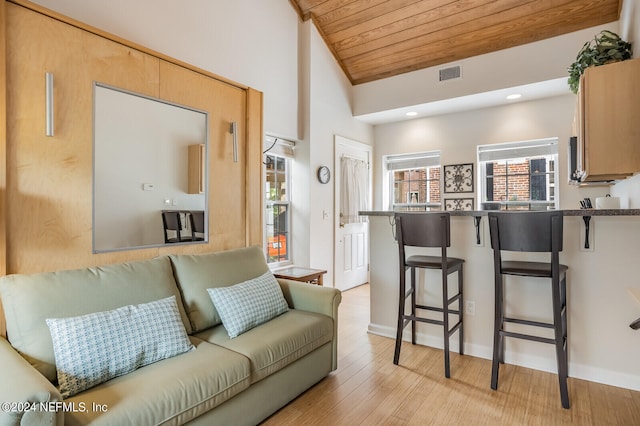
[{"x1": 465, "y1": 301, "x2": 476, "y2": 316}]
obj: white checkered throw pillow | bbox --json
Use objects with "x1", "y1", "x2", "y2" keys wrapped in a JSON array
[
  {"x1": 207, "y1": 271, "x2": 289, "y2": 338},
  {"x1": 46, "y1": 295, "x2": 194, "y2": 398}
]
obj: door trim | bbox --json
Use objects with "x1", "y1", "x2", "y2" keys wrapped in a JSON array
[{"x1": 333, "y1": 135, "x2": 372, "y2": 290}]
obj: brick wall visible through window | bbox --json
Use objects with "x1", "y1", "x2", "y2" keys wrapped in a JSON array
[
  {"x1": 393, "y1": 167, "x2": 440, "y2": 206},
  {"x1": 485, "y1": 158, "x2": 554, "y2": 205},
  {"x1": 386, "y1": 151, "x2": 441, "y2": 210},
  {"x1": 490, "y1": 161, "x2": 531, "y2": 202},
  {"x1": 478, "y1": 138, "x2": 558, "y2": 210}
]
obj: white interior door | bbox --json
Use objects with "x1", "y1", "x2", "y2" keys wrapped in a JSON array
[{"x1": 334, "y1": 136, "x2": 371, "y2": 291}]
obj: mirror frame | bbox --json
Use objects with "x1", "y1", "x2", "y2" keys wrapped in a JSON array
[{"x1": 92, "y1": 82, "x2": 209, "y2": 253}]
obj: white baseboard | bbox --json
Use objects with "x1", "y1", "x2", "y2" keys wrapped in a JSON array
[{"x1": 367, "y1": 322, "x2": 640, "y2": 391}]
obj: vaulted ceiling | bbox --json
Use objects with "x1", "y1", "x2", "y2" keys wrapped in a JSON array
[{"x1": 289, "y1": 0, "x2": 622, "y2": 85}]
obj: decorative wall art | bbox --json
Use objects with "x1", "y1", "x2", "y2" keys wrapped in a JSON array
[
  {"x1": 444, "y1": 198, "x2": 474, "y2": 211},
  {"x1": 444, "y1": 163, "x2": 474, "y2": 193}
]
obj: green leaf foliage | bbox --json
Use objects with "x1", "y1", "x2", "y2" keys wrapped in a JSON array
[{"x1": 567, "y1": 30, "x2": 632, "y2": 94}]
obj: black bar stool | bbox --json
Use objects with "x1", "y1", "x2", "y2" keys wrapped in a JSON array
[
  {"x1": 394, "y1": 212, "x2": 464, "y2": 378},
  {"x1": 488, "y1": 211, "x2": 570, "y2": 409}
]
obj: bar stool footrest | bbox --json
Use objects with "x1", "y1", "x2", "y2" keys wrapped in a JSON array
[
  {"x1": 400, "y1": 315, "x2": 462, "y2": 335},
  {"x1": 500, "y1": 330, "x2": 557, "y2": 345},
  {"x1": 415, "y1": 304, "x2": 461, "y2": 316},
  {"x1": 403, "y1": 315, "x2": 443, "y2": 326},
  {"x1": 504, "y1": 316, "x2": 555, "y2": 329}
]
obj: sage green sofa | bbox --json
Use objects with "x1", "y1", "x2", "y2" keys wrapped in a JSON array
[{"x1": 0, "y1": 246, "x2": 341, "y2": 425}]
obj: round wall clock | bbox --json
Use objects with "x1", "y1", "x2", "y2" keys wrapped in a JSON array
[{"x1": 317, "y1": 166, "x2": 331, "y2": 184}]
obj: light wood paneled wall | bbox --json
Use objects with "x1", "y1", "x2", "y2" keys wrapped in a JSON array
[
  {"x1": 0, "y1": 0, "x2": 7, "y2": 336},
  {"x1": 6, "y1": 4, "x2": 161, "y2": 272},
  {"x1": 156, "y1": 61, "x2": 249, "y2": 255},
  {"x1": 246, "y1": 88, "x2": 264, "y2": 247},
  {"x1": 2, "y1": 0, "x2": 263, "y2": 279}
]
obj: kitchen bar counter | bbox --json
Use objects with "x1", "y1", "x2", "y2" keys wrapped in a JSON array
[
  {"x1": 360, "y1": 209, "x2": 640, "y2": 216},
  {"x1": 361, "y1": 209, "x2": 640, "y2": 249},
  {"x1": 360, "y1": 210, "x2": 640, "y2": 392}
]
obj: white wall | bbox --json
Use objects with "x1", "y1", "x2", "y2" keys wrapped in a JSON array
[
  {"x1": 620, "y1": 0, "x2": 639, "y2": 48},
  {"x1": 612, "y1": 175, "x2": 640, "y2": 209},
  {"x1": 371, "y1": 95, "x2": 640, "y2": 390},
  {"x1": 374, "y1": 95, "x2": 610, "y2": 211},
  {"x1": 300, "y1": 22, "x2": 374, "y2": 284}
]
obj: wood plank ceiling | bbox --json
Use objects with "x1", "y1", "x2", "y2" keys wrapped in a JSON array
[{"x1": 289, "y1": 0, "x2": 622, "y2": 85}]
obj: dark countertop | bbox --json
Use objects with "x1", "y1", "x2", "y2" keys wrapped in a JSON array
[{"x1": 360, "y1": 209, "x2": 640, "y2": 217}]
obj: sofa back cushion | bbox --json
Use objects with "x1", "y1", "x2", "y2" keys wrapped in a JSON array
[
  {"x1": 0, "y1": 256, "x2": 190, "y2": 382},
  {"x1": 169, "y1": 246, "x2": 270, "y2": 332}
]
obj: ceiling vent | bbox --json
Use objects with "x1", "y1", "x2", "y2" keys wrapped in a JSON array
[{"x1": 438, "y1": 65, "x2": 461, "y2": 82}]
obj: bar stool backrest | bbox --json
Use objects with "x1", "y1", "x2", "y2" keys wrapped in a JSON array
[
  {"x1": 488, "y1": 211, "x2": 563, "y2": 253},
  {"x1": 395, "y1": 212, "x2": 451, "y2": 248},
  {"x1": 190, "y1": 211, "x2": 205, "y2": 234},
  {"x1": 162, "y1": 211, "x2": 182, "y2": 243}
]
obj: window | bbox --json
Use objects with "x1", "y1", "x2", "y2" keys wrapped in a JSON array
[
  {"x1": 384, "y1": 151, "x2": 441, "y2": 210},
  {"x1": 478, "y1": 138, "x2": 559, "y2": 210},
  {"x1": 264, "y1": 136, "x2": 295, "y2": 265}
]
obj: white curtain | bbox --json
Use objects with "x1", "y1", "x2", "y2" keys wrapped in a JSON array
[{"x1": 340, "y1": 157, "x2": 369, "y2": 225}]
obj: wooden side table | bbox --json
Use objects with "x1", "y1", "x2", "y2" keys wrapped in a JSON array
[{"x1": 273, "y1": 267, "x2": 327, "y2": 286}]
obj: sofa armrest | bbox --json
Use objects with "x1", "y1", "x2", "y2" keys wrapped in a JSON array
[
  {"x1": 277, "y1": 279, "x2": 341, "y2": 371},
  {"x1": 277, "y1": 278, "x2": 341, "y2": 317},
  {"x1": 0, "y1": 337, "x2": 63, "y2": 426}
]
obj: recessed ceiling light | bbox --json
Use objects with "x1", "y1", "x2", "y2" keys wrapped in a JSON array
[
  {"x1": 405, "y1": 111, "x2": 418, "y2": 116},
  {"x1": 506, "y1": 93, "x2": 522, "y2": 100}
]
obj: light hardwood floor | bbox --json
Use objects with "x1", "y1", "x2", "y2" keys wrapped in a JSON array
[{"x1": 263, "y1": 284, "x2": 640, "y2": 425}]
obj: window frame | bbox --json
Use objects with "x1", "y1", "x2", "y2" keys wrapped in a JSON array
[
  {"x1": 264, "y1": 138, "x2": 294, "y2": 267},
  {"x1": 383, "y1": 151, "x2": 442, "y2": 211},
  {"x1": 477, "y1": 138, "x2": 559, "y2": 210}
]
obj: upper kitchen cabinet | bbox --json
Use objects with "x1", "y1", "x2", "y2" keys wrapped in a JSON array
[{"x1": 575, "y1": 58, "x2": 640, "y2": 182}]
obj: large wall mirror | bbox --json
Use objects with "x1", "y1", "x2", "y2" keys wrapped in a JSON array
[{"x1": 93, "y1": 83, "x2": 208, "y2": 253}]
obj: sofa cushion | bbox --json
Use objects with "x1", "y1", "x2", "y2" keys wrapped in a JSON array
[
  {"x1": 63, "y1": 337, "x2": 251, "y2": 426},
  {"x1": 195, "y1": 309, "x2": 333, "y2": 383},
  {"x1": 0, "y1": 256, "x2": 191, "y2": 382},
  {"x1": 46, "y1": 296, "x2": 194, "y2": 398},
  {"x1": 169, "y1": 246, "x2": 270, "y2": 332},
  {"x1": 207, "y1": 271, "x2": 289, "y2": 338}
]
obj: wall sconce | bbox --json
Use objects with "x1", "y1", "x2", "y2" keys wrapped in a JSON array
[
  {"x1": 230, "y1": 121, "x2": 238, "y2": 163},
  {"x1": 45, "y1": 72, "x2": 54, "y2": 137}
]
